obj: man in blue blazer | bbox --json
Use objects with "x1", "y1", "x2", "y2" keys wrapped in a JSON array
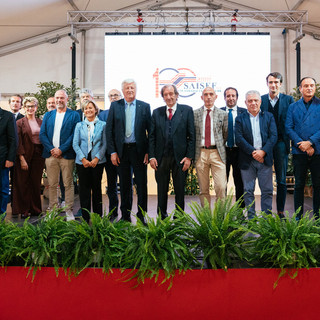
[
  {"x1": 261, "y1": 72, "x2": 294, "y2": 218},
  {"x1": 221, "y1": 87, "x2": 246, "y2": 207},
  {"x1": 40, "y1": 89, "x2": 80, "y2": 220},
  {"x1": 235, "y1": 90, "x2": 277, "y2": 219},
  {"x1": 285, "y1": 77, "x2": 320, "y2": 219},
  {"x1": 106, "y1": 80, "x2": 151, "y2": 223},
  {"x1": 0, "y1": 106, "x2": 16, "y2": 215},
  {"x1": 149, "y1": 84, "x2": 195, "y2": 218}
]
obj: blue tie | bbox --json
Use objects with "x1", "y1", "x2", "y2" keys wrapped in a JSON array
[{"x1": 227, "y1": 109, "x2": 234, "y2": 148}]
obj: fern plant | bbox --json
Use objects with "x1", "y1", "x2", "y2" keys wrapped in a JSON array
[
  {"x1": 185, "y1": 197, "x2": 250, "y2": 270},
  {"x1": 121, "y1": 212, "x2": 196, "y2": 288},
  {"x1": 249, "y1": 212, "x2": 320, "y2": 271}
]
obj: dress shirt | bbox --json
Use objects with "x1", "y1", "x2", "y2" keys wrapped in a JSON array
[
  {"x1": 268, "y1": 94, "x2": 279, "y2": 108},
  {"x1": 248, "y1": 111, "x2": 262, "y2": 150},
  {"x1": 226, "y1": 106, "x2": 238, "y2": 147},
  {"x1": 166, "y1": 103, "x2": 177, "y2": 118},
  {"x1": 201, "y1": 107, "x2": 215, "y2": 146},
  {"x1": 124, "y1": 99, "x2": 136, "y2": 143}
]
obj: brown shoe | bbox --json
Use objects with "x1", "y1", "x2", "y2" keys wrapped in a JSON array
[{"x1": 278, "y1": 211, "x2": 285, "y2": 219}]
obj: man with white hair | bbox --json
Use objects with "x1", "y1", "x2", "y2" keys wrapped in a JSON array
[
  {"x1": 106, "y1": 79, "x2": 151, "y2": 223},
  {"x1": 235, "y1": 90, "x2": 277, "y2": 219},
  {"x1": 77, "y1": 88, "x2": 94, "y2": 120},
  {"x1": 40, "y1": 89, "x2": 80, "y2": 220}
]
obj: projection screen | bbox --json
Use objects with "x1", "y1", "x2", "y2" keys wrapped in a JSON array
[{"x1": 105, "y1": 33, "x2": 270, "y2": 110}]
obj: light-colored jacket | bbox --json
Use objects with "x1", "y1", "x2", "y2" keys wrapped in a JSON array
[
  {"x1": 194, "y1": 106, "x2": 228, "y2": 163},
  {"x1": 73, "y1": 119, "x2": 107, "y2": 165}
]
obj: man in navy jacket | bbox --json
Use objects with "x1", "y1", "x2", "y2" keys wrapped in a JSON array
[
  {"x1": 261, "y1": 72, "x2": 294, "y2": 218},
  {"x1": 40, "y1": 89, "x2": 80, "y2": 220},
  {"x1": 235, "y1": 90, "x2": 277, "y2": 219},
  {"x1": 285, "y1": 77, "x2": 320, "y2": 219}
]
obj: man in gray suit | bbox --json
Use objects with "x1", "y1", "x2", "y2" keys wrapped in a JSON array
[{"x1": 194, "y1": 87, "x2": 228, "y2": 207}]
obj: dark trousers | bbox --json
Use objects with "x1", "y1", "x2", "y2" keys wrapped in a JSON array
[
  {"x1": 118, "y1": 144, "x2": 147, "y2": 220},
  {"x1": 76, "y1": 163, "x2": 104, "y2": 222},
  {"x1": 293, "y1": 154, "x2": 320, "y2": 218},
  {"x1": 104, "y1": 155, "x2": 119, "y2": 214},
  {"x1": 226, "y1": 147, "x2": 245, "y2": 208},
  {"x1": 155, "y1": 154, "x2": 187, "y2": 218},
  {"x1": 273, "y1": 141, "x2": 288, "y2": 212}
]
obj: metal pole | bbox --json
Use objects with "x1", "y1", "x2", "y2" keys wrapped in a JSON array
[{"x1": 296, "y1": 41, "x2": 301, "y2": 87}]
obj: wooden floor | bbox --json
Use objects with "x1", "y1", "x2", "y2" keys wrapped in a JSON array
[{"x1": 4, "y1": 191, "x2": 314, "y2": 224}]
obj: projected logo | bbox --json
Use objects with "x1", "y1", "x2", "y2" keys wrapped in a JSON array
[{"x1": 153, "y1": 67, "x2": 216, "y2": 98}]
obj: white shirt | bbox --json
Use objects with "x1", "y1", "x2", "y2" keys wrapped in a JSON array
[
  {"x1": 201, "y1": 107, "x2": 215, "y2": 146},
  {"x1": 248, "y1": 111, "x2": 262, "y2": 150},
  {"x1": 52, "y1": 112, "x2": 65, "y2": 148},
  {"x1": 166, "y1": 103, "x2": 177, "y2": 118}
]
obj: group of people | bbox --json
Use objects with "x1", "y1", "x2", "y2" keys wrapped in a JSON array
[{"x1": 0, "y1": 72, "x2": 319, "y2": 223}]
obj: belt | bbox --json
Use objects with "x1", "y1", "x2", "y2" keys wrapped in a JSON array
[
  {"x1": 202, "y1": 145, "x2": 217, "y2": 149},
  {"x1": 124, "y1": 143, "x2": 136, "y2": 147}
]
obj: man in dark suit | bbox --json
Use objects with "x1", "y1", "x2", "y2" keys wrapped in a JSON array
[
  {"x1": 40, "y1": 89, "x2": 80, "y2": 221},
  {"x1": 286, "y1": 77, "x2": 320, "y2": 219},
  {"x1": 0, "y1": 105, "x2": 16, "y2": 215},
  {"x1": 99, "y1": 89, "x2": 122, "y2": 220},
  {"x1": 221, "y1": 87, "x2": 246, "y2": 207},
  {"x1": 149, "y1": 84, "x2": 195, "y2": 218},
  {"x1": 235, "y1": 90, "x2": 277, "y2": 219},
  {"x1": 9, "y1": 95, "x2": 24, "y2": 121},
  {"x1": 106, "y1": 79, "x2": 151, "y2": 223},
  {"x1": 261, "y1": 72, "x2": 294, "y2": 218}
]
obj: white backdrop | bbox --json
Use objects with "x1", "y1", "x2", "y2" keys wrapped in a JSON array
[{"x1": 105, "y1": 34, "x2": 270, "y2": 109}]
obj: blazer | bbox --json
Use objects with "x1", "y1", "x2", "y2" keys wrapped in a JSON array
[
  {"x1": 15, "y1": 112, "x2": 24, "y2": 121},
  {"x1": 16, "y1": 117, "x2": 43, "y2": 162},
  {"x1": 98, "y1": 109, "x2": 109, "y2": 122},
  {"x1": 149, "y1": 104, "x2": 195, "y2": 165},
  {"x1": 194, "y1": 106, "x2": 228, "y2": 163},
  {"x1": 235, "y1": 110, "x2": 277, "y2": 169},
  {"x1": 261, "y1": 93, "x2": 294, "y2": 154},
  {"x1": 106, "y1": 99, "x2": 151, "y2": 158},
  {"x1": 285, "y1": 96, "x2": 320, "y2": 154},
  {"x1": 73, "y1": 119, "x2": 107, "y2": 165},
  {"x1": 0, "y1": 108, "x2": 17, "y2": 167},
  {"x1": 39, "y1": 108, "x2": 80, "y2": 159}
]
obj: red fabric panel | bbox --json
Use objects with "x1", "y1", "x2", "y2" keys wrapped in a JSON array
[{"x1": 0, "y1": 267, "x2": 318, "y2": 320}]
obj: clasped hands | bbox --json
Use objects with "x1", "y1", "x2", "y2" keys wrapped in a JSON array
[
  {"x1": 81, "y1": 157, "x2": 99, "y2": 168},
  {"x1": 297, "y1": 140, "x2": 314, "y2": 156},
  {"x1": 252, "y1": 150, "x2": 266, "y2": 163}
]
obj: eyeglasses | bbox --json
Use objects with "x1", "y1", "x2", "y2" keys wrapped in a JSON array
[
  {"x1": 25, "y1": 105, "x2": 36, "y2": 109},
  {"x1": 109, "y1": 94, "x2": 120, "y2": 98}
]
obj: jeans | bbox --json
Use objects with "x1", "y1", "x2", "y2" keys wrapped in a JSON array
[
  {"x1": 293, "y1": 154, "x2": 320, "y2": 218},
  {"x1": 241, "y1": 160, "x2": 273, "y2": 219},
  {"x1": 0, "y1": 168, "x2": 10, "y2": 215},
  {"x1": 273, "y1": 141, "x2": 288, "y2": 212}
]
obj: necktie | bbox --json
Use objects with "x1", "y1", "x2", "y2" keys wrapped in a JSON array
[
  {"x1": 205, "y1": 109, "x2": 211, "y2": 148},
  {"x1": 125, "y1": 103, "x2": 133, "y2": 137},
  {"x1": 168, "y1": 108, "x2": 173, "y2": 120},
  {"x1": 227, "y1": 108, "x2": 234, "y2": 148}
]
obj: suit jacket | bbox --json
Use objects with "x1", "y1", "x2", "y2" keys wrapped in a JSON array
[
  {"x1": 73, "y1": 119, "x2": 107, "y2": 165},
  {"x1": 98, "y1": 109, "x2": 109, "y2": 122},
  {"x1": 0, "y1": 108, "x2": 17, "y2": 167},
  {"x1": 16, "y1": 117, "x2": 43, "y2": 162},
  {"x1": 285, "y1": 96, "x2": 320, "y2": 154},
  {"x1": 149, "y1": 104, "x2": 195, "y2": 165},
  {"x1": 194, "y1": 106, "x2": 228, "y2": 163},
  {"x1": 235, "y1": 110, "x2": 277, "y2": 169},
  {"x1": 261, "y1": 93, "x2": 294, "y2": 154},
  {"x1": 40, "y1": 108, "x2": 80, "y2": 159},
  {"x1": 106, "y1": 99, "x2": 151, "y2": 159},
  {"x1": 15, "y1": 112, "x2": 24, "y2": 121}
]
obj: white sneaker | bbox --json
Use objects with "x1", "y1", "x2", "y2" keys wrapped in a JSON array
[{"x1": 66, "y1": 210, "x2": 75, "y2": 221}]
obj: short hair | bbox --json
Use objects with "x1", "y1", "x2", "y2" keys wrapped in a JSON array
[
  {"x1": 55, "y1": 89, "x2": 68, "y2": 98},
  {"x1": 245, "y1": 90, "x2": 261, "y2": 100},
  {"x1": 224, "y1": 87, "x2": 239, "y2": 98},
  {"x1": 266, "y1": 72, "x2": 283, "y2": 83},
  {"x1": 23, "y1": 97, "x2": 39, "y2": 107},
  {"x1": 81, "y1": 99, "x2": 99, "y2": 115},
  {"x1": 160, "y1": 84, "x2": 179, "y2": 98},
  {"x1": 121, "y1": 79, "x2": 136, "y2": 90},
  {"x1": 79, "y1": 88, "x2": 93, "y2": 98},
  {"x1": 9, "y1": 94, "x2": 23, "y2": 104},
  {"x1": 299, "y1": 77, "x2": 317, "y2": 87}
]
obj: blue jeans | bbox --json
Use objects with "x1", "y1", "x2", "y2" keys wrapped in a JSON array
[
  {"x1": 241, "y1": 160, "x2": 273, "y2": 219},
  {"x1": 293, "y1": 154, "x2": 320, "y2": 218},
  {"x1": 0, "y1": 168, "x2": 10, "y2": 216},
  {"x1": 273, "y1": 141, "x2": 288, "y2": 212}
]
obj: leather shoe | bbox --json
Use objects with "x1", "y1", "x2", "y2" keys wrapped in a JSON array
[
  {"x1": 108, "y1": 212, "x2": 118, "y2": 223},
  {"x1": 278, "y1": 211, "x2": 285, "y2": 219}
]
